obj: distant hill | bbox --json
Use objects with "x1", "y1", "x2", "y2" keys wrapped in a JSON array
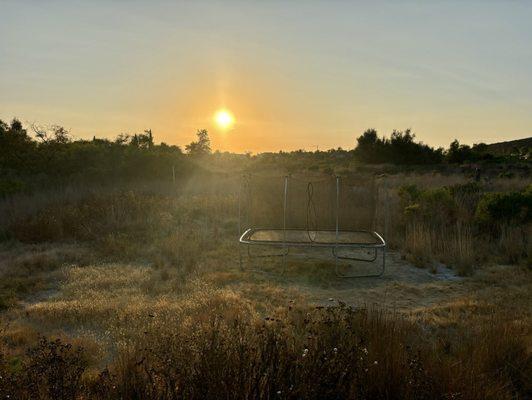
[{"x1": 484, "y1": 137, "x2": 532, "y2": 156}]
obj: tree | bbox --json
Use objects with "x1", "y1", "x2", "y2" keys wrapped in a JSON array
[
  {"x1": 159, "y1": 142, "x2": 182, "y2": 154},
  {"x1": 354, "y1": 128, "x2": 443, "y2": 165},
  {"x1": 185, "y1": 129, "x2": 211, "y2": 155},
  {"x1": 354, "y1": 129, "x2": 387, "y2": 163},
  {"x1": 356, "y1": 129, "x2": 378, "y2": 147},
  {"x1": 446, "y1": 139, "x2": 473, "y2": 164},
  {"x1": 31, "y1": 124, "x2": 71, "y2": 144},
  {"x1": 388, "y1": 129, "x2": 443, "y2": 164},
  {"x1": 0, "y1": 118, "x2": 36, "y2": 170},
  {"x1": 472, "y1": 142, "x2": 488, "y2": 153},
  {"x1": 114, "y1": 133, "x2": 131, "y2": 145},
  {"x1": 130, "y1": 130, "x2": 154, "y2": 149}
]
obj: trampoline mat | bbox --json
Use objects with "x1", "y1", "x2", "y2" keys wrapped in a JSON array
[{"x1": 241, "y1": 229, "x2": 383, "y2": 246}]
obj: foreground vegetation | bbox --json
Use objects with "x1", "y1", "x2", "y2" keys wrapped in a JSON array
[{"x1": 1, "y1": 302, "x2": 530, "y2": 399}]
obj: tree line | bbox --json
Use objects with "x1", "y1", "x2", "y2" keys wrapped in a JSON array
[
  {"x1": 1, "y1": 117, "x2": 529, "y2": 196},
  {"x1": 353, "y1": 128, "x2": 528, "y2": 165},
  {"x1": 0, "y1": 119, "x2": 201, "y2": 196}
]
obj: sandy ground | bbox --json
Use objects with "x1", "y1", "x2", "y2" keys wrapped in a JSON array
[
  {"x1": 267, "y1": 250, "x2": 531, "y2": 329},
  {"x1": 240, "y1": 246, "x2": 529, "y2": 327},
  {"x1": 276, "y1": 250, "x2": 467, "y2": 312}
]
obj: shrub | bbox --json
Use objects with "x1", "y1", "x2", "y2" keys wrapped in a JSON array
[
  {"x1": 0, "y1": 178, "x2": 26, "y2": 198},
  {"x1": 0, "y1": 338, "x2": 87, "y2": 399},
  {"x1": 475, "y1": 188, "x2": 532, "y2": 227},
  {"x1": 7, "y1": 191, "x2": 172, "y2": 243},
  {"x1": 398, "y1": 184, "x2": 422, "y2": 203},
  {"x1": 398, "y1": 185, "x2": 456, "y2": 224}
]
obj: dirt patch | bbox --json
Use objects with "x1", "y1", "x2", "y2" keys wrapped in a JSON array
[{"x1": 286, "y1": 251, "x2": 467, "y2": 312}]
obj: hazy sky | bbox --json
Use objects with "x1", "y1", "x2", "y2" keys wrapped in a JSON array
[{"x1": 2, "y1": 1, "x2": 532, "y2": 152}]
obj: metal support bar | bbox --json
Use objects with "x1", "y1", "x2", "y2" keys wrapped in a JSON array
[
  {"x1": 332, "y1": 247, "x2": 378, "y2": 262},
  {"x1": 244, "y1": 244, "x2": 291, "y2": 276},
  {"x1": 334, "y1": 247, "x2": 386, "y2": 278},
  {"x1": 247, "y1": 245, "x2": 290, "y2": 258}
]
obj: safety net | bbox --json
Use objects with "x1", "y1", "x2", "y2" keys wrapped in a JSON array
[{"x1": 240, "y1": 173, "x2": 379, "y2": 235}]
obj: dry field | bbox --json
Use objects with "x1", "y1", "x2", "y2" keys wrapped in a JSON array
[{"x1": 0, "y1": 172, "x2": 530, "y2": 399}]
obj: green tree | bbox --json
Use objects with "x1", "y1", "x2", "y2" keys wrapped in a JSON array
[
  {"x1": 31, "y1": 124, "x2": 71, "y2": 144},
  {"x1": 446, "y1": 139, "x2": 473, "y2": 164},
  {"x1": 130, "y1": 129, "x2": 154, "y2": 149},
  {"x1": 0, "y1": 118, "x2": 36, "y2": 170},
  {"x1": 185, "y1": 129, "x2": 211, "y2": 155},
  {"x1": 354, "y1": 128, "x2": 443, "y2": 164},
  {"x1": 354, "y1": 129, "x2": 386, "y2": 163}
]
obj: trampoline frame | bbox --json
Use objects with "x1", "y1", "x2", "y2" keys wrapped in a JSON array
[{"x1": 238, "y1": 175, "x2": 386, "y2": 278}]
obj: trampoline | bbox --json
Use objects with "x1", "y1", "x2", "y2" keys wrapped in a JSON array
[{"x1": 238, "y1": 175, "x2": 386, "y2": 278}]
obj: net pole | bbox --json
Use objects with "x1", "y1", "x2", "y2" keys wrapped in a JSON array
[
  {"x1": 384, "y1": 177, "x2": 389, "y2": 243},
  {"x1": 283, "y1": 176, "x2": 288, "y2": 241},
  {"x1": 238, "y1": 175, "x2": 244, "y2": 270},
  {"x1": 335, "y1": 176, "x2": 340, "y2": 243},
  {"x1": 238, "y1": 175, "x2": 243, "y2": 237},
  {"x1": 334, "y1": 175, "x2": 340, "y2": 271},
  {"x1": 282, "y1": 176, "x2": 289, "y2": 269}
]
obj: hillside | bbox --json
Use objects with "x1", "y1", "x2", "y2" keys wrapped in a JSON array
[{"x1": 485, "y1": 136, "x2": 532, "y2": 156}]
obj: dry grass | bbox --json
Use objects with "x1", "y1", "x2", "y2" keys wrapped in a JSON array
[
  {"x1": 0, "y1": 247, "x2": 528, "y2": 399},
  {"x1": 382, "y1": 172, "x2": 527, "y2": 193},
  {"x1": 403, "y1": 221, "x2": 475, "y2": 275},
  {"x1": 498, "y1": 224, "x2": 529, "y2": 264},
  {"x1": 1, "y1": 301, "x2": 530, "y2": 399},
  {"x1": 0, "y1": 172, "x2": 530, "y2": 399},
  {"x1": 24, "y1": 264, "x2": 259, "y2": 338},
  {"x1": 0, "y1": 244, "x2": 92, "y2": 309}
]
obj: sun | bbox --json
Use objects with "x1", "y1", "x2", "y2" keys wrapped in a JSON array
[{"x1": 214, "y1": 109, "x2": 234, "y2": 129}]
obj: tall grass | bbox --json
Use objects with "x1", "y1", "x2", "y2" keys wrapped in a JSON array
[
  {"x1": 1, "y1": 304, "x2": 530, "y2": 399},
  {"x1": 3, "y1": 173, "x2": 529, "y2": 273},
  {"x1": 403, "y1": 221, "x2": 475, "y2": 274}
]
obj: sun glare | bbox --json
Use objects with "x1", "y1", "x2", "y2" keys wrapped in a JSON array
[{"x1": 214, "y1": 109, "x2": 234, "y2": 129}]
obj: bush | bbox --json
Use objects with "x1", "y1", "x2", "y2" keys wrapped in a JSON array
[
  {"x1": 0, "y1": 177, "x2": 26, "y2": 198},
  {"x1": 398, "y1": 185, "x2": 456, "y2": 224},
  {"x1": 7, "y1": 191, "x2": 172, "y2": 243},
  {"x1": 0, "y1": 338, "x2": 87, "y2": 399},
  {"x1": 475, "y1": 187, "x2": 532, "y2": 226}
]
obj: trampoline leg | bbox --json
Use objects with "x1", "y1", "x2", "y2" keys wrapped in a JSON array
[
  {"x1": 334, "y1": 246, "x2": 340, "y2": 275},
  {"x1": 239, "y1": 242, "x2": 243, "y2": 271},
  {"x1": 381, "y1": 246, "x2": 386, "y2": 275},
  {"x1": 332, "y1": 247, "x2": 378, "y2": 262},
  {"x1": 247, "y1": 244, "x2": 255, "y2": 271},
  {"x1": 335, "y1": 247, "x2": 386, "y2": 278},
  {"x1": 246, "y1": 245, "x2": 290, "y2": 276}
]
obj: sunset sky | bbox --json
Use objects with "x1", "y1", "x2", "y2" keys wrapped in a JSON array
[{"x1": 2, "y1": 1, "x2": 532, "y2": 152}]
